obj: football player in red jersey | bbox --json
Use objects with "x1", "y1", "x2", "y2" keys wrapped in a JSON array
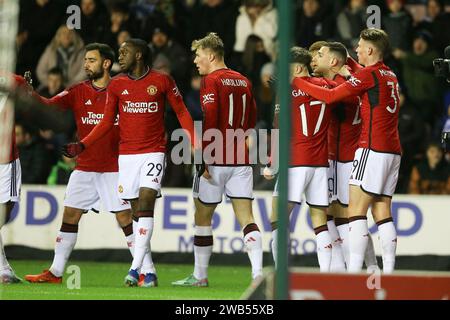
[
  {"x1": 172, "y1": 33, "x2": 262, "y2": 287},
  {"x1": 266, "y1": 47, "x2": 335, "y2": 272},
  {"x1": 311, "y1": 42, "x2": 379, "y2": 272},
  {"x1": 294, "y1": 29, "x2": 400, "y2": 273},
  {"x1": 24, "y1": 43, "x2": 157, "y2": 284},
  {"x1": 63, "y1": 39, "x2": 194, "y2": 287}
]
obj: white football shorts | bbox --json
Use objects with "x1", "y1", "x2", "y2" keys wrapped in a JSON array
[
  {"x1": 118, "y1": 152, "x2": 165, "y2": 200},
  {"x1": 64, "y1": 170, "x2": 130, "y2": 212},
  {"x1": 349, "y1": 148, "x2": 401, "y2": 197},
  {"x1": 192, "y1": 166, "x2": 253, "y2": 204},
  {"x1": 0, "y1": 159, "x2": 21, "y2": 203},
  {"x1": 328, "y1": 160, "x2": 353, "y2": 206},
  {"x1": 273, "y1": 166, "x2": 328, "y2": 207}
]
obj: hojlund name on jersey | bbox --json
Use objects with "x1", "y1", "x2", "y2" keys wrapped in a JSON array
[
  {"x1": 122, "y1": 101, "x2": 159, "y2": 113},
  {"x1": 220, "y1": 78, "x2": 247, "y2": 87}
]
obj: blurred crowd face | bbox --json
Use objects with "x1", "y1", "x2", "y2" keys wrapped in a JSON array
[
  {"x1": 426, "y1": 145, "x2": 443, "y2": 168},
  {"x1": 57, "y1": 27, "x2": 74, "y2": 49},
  {"x1": 350, "y1": 0, "x2": 366, "y2": 10},
  {"x1": 413, "y1": 37, "x2": 428, "y2": 55},
  {"x1": 84, "y1": 50, "x2": 105, "y2": 80},
  {"x1": 246, "y1": 5, "x2": 265, "y2": 20},
  {"x1": 117, "y1": 30, "x2": 131, "y2": 47},
  {"x1": 36, "y1": 0, "x2": 49, "y2": 7},
  {"x1": 427, "y1": 0, "x2": 442, "y2": 19},
  {"x1": 47, "y1": 73, "x2": 63, "y2": 93},
  {"x1": 15, "y1": 125, "x2": 30, "y2": 147},
  {"x1": 152, "y1": 31, "x2": 169, "y2": 48},
  {"x1": 193, "y1": 48, "x2": 212, "y2": 76},
  {"x1": 254, "y1": 40, "x2": 265, "y2": 52},
  {"x1": 303, "y1": 0, "x2": 320, "y2": 17},
  {"x1": 111, "y1": 10, "x2": 128, "y2": 27},
  {"x1": 81, "y1": 0, "x2": 96, "y2": 16},
  {"x1": 205, "y1": 0, "x2": 223, "y2": 7},
  {"x1": 387, "y1": 0, "x2": 403, "y2": 13},
  {"x1": 190, "y1": 75, "x2": 201, "y2": 91}
]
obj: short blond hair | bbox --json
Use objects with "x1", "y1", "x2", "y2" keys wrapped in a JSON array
[{"x1": 191, "y1": 32, "x2": 225, "y2": 59}]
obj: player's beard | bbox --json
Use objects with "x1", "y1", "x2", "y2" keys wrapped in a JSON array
[{"x1": 86, "y1": 68, "x2": 104, "y2": 81}]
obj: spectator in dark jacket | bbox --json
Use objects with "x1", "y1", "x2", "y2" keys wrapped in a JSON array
[
  {"x1": 382, "y1": 0, "x2": 413, "y2": 52},
  {"x1": 16, "y1": 0, "x2": 66, "y2": 82},
  {"x1": 76, "y1": 0, "x2": 109, "y2": 45},
  {"x1": 189, "y1": 0, "x2": 239, "y2": 60},
  {"x1": 409, "y1": 142, "x2": 450, "y2": 194},
  {"x1": 417, "y1": 0, "x2": 450, "y2": 54},
  {"x1": 15, "y1": 123, "x2": 53, "y2": 184},
  {"x1": 336, "y1": 0, "x2": 368, "y2": 52},
  {"x1": 37, "y1": 67, "x2": 65, "y2": 98},
  {"x1": 295, "y1": 0, "x2": 335, "y2": 48},
  {"x1": 148, "y1": 23, "x2": 190, "y2": 92},
  {"x1": 393, "y1": 30, "x2": 441, "y2": 128}
]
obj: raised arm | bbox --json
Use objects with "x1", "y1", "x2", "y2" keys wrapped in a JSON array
[{"x1": 294, "y1": 78, "x2": 355, "y2": 104}]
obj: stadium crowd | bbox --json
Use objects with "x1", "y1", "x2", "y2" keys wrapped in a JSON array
[{"x1": 13, "y1": 0, "x2": 450, "y2": 194}]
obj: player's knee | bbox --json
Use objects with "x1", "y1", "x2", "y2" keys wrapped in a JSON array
[
  {"x1": 115, "y1": 210, "x2": 132, "y2": 226},
  {"x1": 138, "y1": 188, "x2": 157, "y2": 211},
  {"x1": 62, "y1": 207, "x2": 83, "y2": 224}
]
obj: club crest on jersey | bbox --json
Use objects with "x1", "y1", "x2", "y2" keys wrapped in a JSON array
[
  {"x1": 347, "y1": 76, "x2": 361, "y2": 87},
  {"x1": 118, "y1": 185, "x2": 123, "y2": 193},
  {"x1": 202, "y1": 93, "x2": 215, "y2": 104},
  {"x1": 147, "y1": 85, "x2": 158, "y2": 96}
]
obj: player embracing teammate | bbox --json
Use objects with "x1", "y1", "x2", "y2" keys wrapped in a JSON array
[{"x1": 295, "y1": 29, "x2": 400, "y2": 273}]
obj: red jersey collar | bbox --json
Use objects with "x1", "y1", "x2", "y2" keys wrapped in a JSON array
[{"x1": 127, "y1": 67, "x2": 150, "y2": 80}]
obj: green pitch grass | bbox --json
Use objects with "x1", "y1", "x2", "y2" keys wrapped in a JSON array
[{"x1": 0, "y1": 261, "x2": 252, "y2": 300}]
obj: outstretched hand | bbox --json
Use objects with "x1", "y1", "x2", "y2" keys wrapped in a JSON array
[{"x1": 62, "y1": 142, "x2": 85, "y2": 158}]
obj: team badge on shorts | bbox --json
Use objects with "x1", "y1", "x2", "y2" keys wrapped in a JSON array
[
  {"x1": 147, "y1": 85, "x2": 158, "y2": 96},
  {"x1": 118, "y1": 185, "x2": 123, "y2": 193}
]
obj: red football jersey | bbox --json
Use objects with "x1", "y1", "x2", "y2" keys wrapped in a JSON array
[
  {"x1": 342, "y1": 62, "x2": 401, "y2": 154},
  {"x1": 0, "y1": 74, "x2": 26, "y2": 163},
  {"x1": 290, "y1": 77, "x2": 334, "y2": 167},
  {"x1": 82, "y1": 69, "x2": 193, "y2": 155},
  {"x1": 38, "y1": 80, "x2": 119, "y2": 172},
  {"x1": 294, "y1": 62, "x2": 401, "y2": 155},
  {"x1": 328, "y1": 74, "x2": 361, "y2": 162},
  {"x1": 200, "y1": 68, "x2": 257, "y2": 165}
]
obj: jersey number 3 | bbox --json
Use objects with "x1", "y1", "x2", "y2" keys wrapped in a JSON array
[{"x1": 386, "y1": 81, "x2": 400, "y2": 114}]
